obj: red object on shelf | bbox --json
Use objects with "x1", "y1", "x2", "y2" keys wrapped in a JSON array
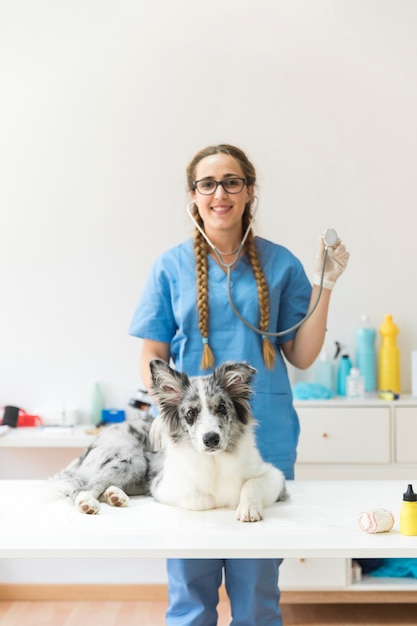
[
  {"x1": 17, "y1": 410, "x2": 43, "y2": 427},
  {"x1": 1, "y1": 407, "x2": 43, "y2": 427}
]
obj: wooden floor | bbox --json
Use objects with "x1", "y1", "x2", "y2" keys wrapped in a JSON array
[{"x1": 0, "y1": 601, "x2": 416, "y2": 625}]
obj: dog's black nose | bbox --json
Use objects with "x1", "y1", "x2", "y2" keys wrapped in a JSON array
[{"x1": 203, "y1": 432, "x2": 220, "y2": 449}]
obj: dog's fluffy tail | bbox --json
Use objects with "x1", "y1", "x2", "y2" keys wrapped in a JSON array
[{"x1": 278, "y1": 483, "x2": 289, "y2": 502}]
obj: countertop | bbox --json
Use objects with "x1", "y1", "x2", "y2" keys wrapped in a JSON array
[{"x1": 0, "y1": 480, "x2": 416, "y2": 559}]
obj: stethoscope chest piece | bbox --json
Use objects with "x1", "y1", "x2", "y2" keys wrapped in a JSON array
[{"x1": 323, "y1": 228, "x2": 338, "y2": 248}]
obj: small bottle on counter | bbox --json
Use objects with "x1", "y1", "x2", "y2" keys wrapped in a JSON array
[
  {"x1": 400, "y1": 484, "x2": 417, "y2": 536},
  {"x1": 346, "y1": 367, "x2": 365, "y2": 399}
]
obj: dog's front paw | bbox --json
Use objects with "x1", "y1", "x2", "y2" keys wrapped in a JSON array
[
  {"x1": 104, "y1": 486, "x2": 129, "y2": 508},
  {"x1": 235, "y1": 501, "x2": 263, "y2": 523},
  {"x1": 75, "y1": 491, "x2": 100, "y2": 515}
]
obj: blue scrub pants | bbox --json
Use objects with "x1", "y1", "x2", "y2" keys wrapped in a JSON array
[{"x1": 166, "y1": 558, "x2": 283, "y2": 625}]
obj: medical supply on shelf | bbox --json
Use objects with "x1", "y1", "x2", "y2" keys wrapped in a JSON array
[
  {"x1": 314, "y1": 346, "x2": 334, "y2": 393},
  {"x1": 337, "y1": 353, "x2": 352, "y2": 396},
  {"x1": 346, "y1": 367, "x2": 365, "y2": 399},
  {"x1": 400, "y1": 484, "x2": 417, "y2": 536},
  {"x1": 356, "y1": 314, "x2": 376, "y2": 393},
  {"x1": 378, "y1": 390, "x2": 399, "y2": 400},
  {"x1": 359, "y1": 508, "x2": 394, "y2": 534},
  {"x1": 378, "y1": 315, "x2": 400, "y2": 394},
  {"x1": 101, "y1": 409, "x2": 125, "y2": 424}
]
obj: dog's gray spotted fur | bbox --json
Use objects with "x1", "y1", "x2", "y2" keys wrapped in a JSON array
[{"x1": 51, "y1": 418, "x2": 159, "y2": 509}]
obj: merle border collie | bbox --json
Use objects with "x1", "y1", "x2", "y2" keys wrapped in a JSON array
[{"x1": 52, "y1": 360, "x2": 287, "y2": 522}]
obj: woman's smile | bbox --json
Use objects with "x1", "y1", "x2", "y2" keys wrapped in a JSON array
[{"x1": 211, "y1": 204, "x2": 232, "y2": 214}]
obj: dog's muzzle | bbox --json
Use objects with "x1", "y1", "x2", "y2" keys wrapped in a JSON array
[{"x1": 203, "y1": 431, "x2": 220, "y2": 450}]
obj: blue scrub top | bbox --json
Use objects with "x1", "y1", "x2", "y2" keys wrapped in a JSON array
[{"x1": 129, "y1": 236, "x2": 311, "y2": 478}]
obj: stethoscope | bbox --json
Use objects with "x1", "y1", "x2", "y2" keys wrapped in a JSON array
[{"x1": 187, "y1": 200, "x2": 338, "y2": 339}]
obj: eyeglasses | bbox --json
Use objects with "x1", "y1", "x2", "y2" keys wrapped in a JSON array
[{"x1": 193, "y1": 177, "x2": 247, "y2": 195}]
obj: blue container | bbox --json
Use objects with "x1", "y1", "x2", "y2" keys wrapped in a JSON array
[
  {"x1": 315, "y1": 347, "x2": 334, "y2": 393},
  {"x1": 356, "y1": 321, "x2": 376, "y2": 393},
  {"x1": 101, "y1": 409, "x2": 126, "y2": 423}
]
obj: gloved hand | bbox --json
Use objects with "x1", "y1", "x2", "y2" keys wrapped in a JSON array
[{"x1": 313, "y1": 235, "x2": 349, "y2": 290}]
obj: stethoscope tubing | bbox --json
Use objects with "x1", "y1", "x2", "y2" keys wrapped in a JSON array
[
  {"x1": 187, "y1": 200, "x2": 330, "y2": 339},
  {"x1": 226, "y1": 252, "x2": 328, "y2": 338}
]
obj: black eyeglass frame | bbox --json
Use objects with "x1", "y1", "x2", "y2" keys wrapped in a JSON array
[{"x1": 192, "y1": 177, "x2": 247, "y2": 195}]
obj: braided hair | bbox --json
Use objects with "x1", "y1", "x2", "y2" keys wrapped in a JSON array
[{"x1": 186, "y1": 145, "x2": 275, "y2": 370}]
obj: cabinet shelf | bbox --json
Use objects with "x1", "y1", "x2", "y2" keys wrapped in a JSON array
[
  {"x1": 0, "y1": 425, "x2": 95, "y2": 448},
  {"x1": 353, "y1": 575, "x2": 417, "y2": 591}
]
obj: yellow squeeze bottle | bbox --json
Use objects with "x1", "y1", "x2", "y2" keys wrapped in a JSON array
[
  {"x1": 400, "y1": 484, "x2": 417, "y2": 536},
  {"x1": 378, "y1": 315, "x2": 400, "y2": 394}
]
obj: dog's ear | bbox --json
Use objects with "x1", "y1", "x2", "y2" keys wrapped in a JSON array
[
  {"x1": 213, "y1": 362, "x2": 256, "y2": 401},
  {"x1": 213, "y1": 362, "x2": 256, "y2": 425},
  {"x1": 149, "y1": 359, "x2": 190, "y2": 406}
]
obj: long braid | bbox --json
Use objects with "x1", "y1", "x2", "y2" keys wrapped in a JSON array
[
  {"x1": 246, "y1": 233, "x2": 276, "y2": 369},
  {"x1": 193, "y1": 222, "x2": 215, "y2": 369}
]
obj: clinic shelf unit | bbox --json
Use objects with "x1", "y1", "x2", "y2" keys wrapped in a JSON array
[
  {"x1": 0, "y1": 425, "x2": 94, "y2": 449},
  {"x1": 289, "y1": 395, "x2": 417, "y2": 597}
]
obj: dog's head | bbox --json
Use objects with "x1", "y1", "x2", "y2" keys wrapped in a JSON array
[{"x1": 149, "y1": 360, "x2": 256, "y2": 454}]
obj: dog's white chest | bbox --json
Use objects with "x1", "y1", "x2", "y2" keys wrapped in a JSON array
[{"x1": 154, "y1": 445, "x2": 245, "y2": 511}]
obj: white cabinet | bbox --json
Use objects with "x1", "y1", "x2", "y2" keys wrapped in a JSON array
[
  {"x1": 395, "y1": 406, "x2": 417, "y2": 464},
  {"x1": 296, "y1": 406, "x2": 390, "y2": 464},
  {"x1": 294, "y1": 397, "x2": 417, "y2": 480},
  {"x1": 280, "y1": 558, "x2": 349, "y2": 589}
]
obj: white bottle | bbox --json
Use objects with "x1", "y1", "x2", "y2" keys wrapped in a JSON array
[{"x1": 346, "y1": 367, "x2": 365, "y2": 399}]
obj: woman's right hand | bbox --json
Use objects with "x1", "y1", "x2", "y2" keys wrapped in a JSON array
[{"x1": 313, "y1": 235, "x2": 349, "y2": 290}]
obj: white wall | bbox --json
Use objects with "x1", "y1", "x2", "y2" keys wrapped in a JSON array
[{"x1": 1, "y1": 0, "x2": 417, "y2": 420}]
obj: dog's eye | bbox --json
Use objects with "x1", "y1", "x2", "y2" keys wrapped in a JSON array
[
  {"x1": 217, "y1": 404, "x2": 227, "y2": 415},
  {"x1": 185, "y1": 408, "x2": 196, "y2": 424}
]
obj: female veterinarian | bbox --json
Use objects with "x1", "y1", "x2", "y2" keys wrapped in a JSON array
[{"x1": 129, "y1": 144, "x2": 349, "y2": 625}]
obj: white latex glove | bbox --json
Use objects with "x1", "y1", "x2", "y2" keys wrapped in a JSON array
[{"x1": 313, "y1": 236, "x2": 349, "y2": 290}]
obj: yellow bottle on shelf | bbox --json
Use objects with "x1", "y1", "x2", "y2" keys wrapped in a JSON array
[
  {"x1": 400, "y1": 484, "x2": 417, "y2": 536},
  {"x1": 378, "y1": 315, "x2": 400, "y2": 394}
]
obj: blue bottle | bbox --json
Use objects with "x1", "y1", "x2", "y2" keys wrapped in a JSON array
[
  {"x1": 356, "y1": 315, "x2": 376, "y2": 393},
  {"x1": 337, "y1": 354, "x2": 352, "y2": 396},
  {"x1": 315, "y1": 347, "x2": 334, "y2": 393}
]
